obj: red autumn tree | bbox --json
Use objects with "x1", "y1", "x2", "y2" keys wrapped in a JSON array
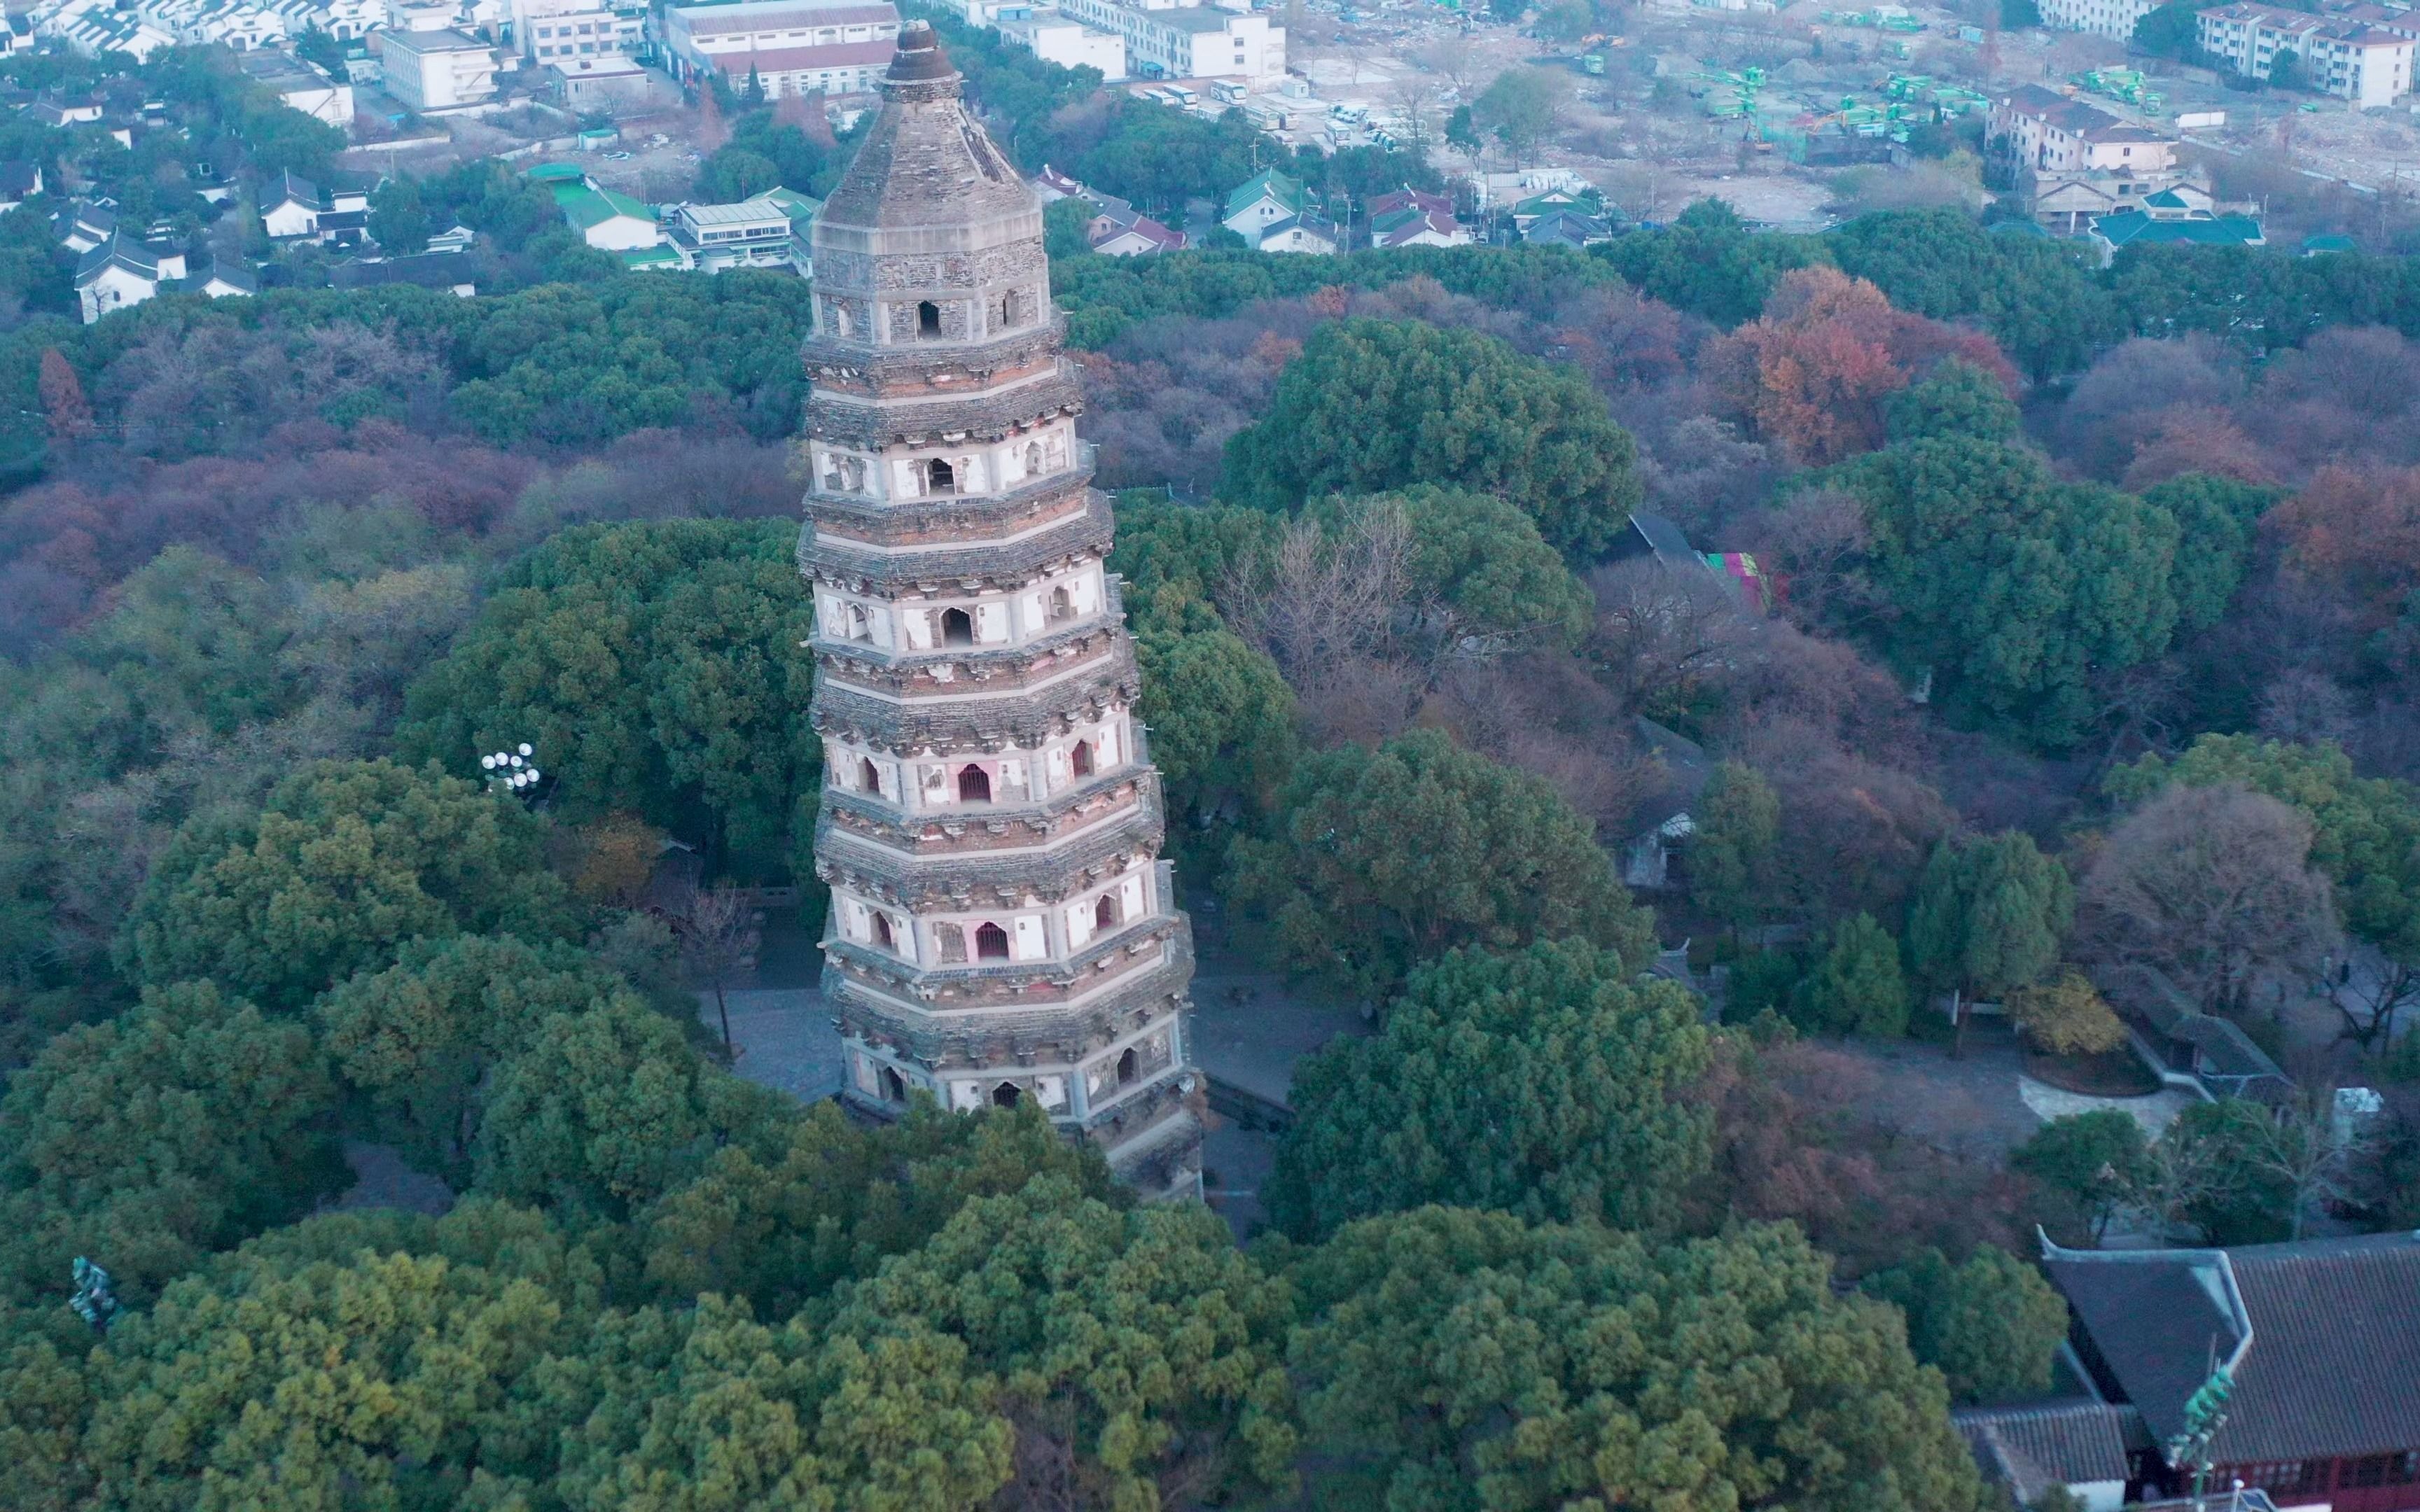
[
  {"x1": 1705, "y1": 267, "x2": 2016, "y2": 465},
  {"x1": 2266, "y1": 463, "x2": 2420, "y2": 632},
  {"x1": 39, "y1": 348, "x2": 95, "y2": 442}
]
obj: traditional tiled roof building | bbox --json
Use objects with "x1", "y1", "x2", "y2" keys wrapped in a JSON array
[
  {"x1": 2045, "y1": 1232, "x2": 2420, "y2": 1511},
  {"x1": 798, "y1": 20, "x2": 1203, "y2": 1200}
]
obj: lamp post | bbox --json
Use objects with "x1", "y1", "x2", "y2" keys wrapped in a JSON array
[{"x1": 478, "y1": 742, "x2": 547, "y2": 802}]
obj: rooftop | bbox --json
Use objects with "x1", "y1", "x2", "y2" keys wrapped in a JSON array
[
  {"x1": 1153, "y1": 6, "x2": 1249, "y2": 31},
  {"x1": 1225, "y1": 168, "x2": 1309, "y2": 220},
  {"x1": 703, "y1": 38, "x2": 894, "y2": 72},
  {"x1": 554, "y1": 183, "x2": 656, "y2": 229},
  {"x1": 669, "y1": 0, "x2": 893, "y2": 29},
  {"x1": 683, "y1": 196, "x2": 793, "y2": 225},
  {"x1": 2048, "y1": 1231, "x2": 2420, "y2": 1466},
  {"x1": 1954, "y1": 1401, "x2": 2146, "y2": 1504},
  {"x1": 380, "y1": 27, "x2": 493, "y2": 54}
]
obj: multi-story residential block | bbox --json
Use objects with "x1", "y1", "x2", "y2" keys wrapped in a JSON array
[
  {"x1": 998, "y1": 11, "x2": 1125, "y2": 78},
  {"x1": 378, "y1": 26, "x2": 501, "y2": 109},
  {"x1": 2036, "y1": 0, "x2": 2162, "y2": 41},
  {"x1": 1988, "y1": 84, "x2": 2178, "y2": 174},
  {"x1": 2197, "y1": 3, "x2": 2414, "y2": 106},
  {"x1": 1051, "y1": 0, "x2": 1281, "y2": 80},
  {"x1": 512, "y1": 0, "x2": 644, "y2": 63},
  {"x1": 661, "y1": 0, "x2": 900, "y2": 99}
]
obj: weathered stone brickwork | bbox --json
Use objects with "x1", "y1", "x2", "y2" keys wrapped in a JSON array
[{"x1": 800, "y1": 22, "x2": 1202, "y2": 1200}]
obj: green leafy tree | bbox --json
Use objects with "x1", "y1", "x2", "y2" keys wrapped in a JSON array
[
  {"x1": 831, "y1": 1175, "x2": 1299, "y2": 1507},
  {"x1": 0, "y1": 981, "x2": 342, "y2": 1306},
  {"x1": 2160, "y1": 1097, "x2": 2295, "y2": 1244},
  {"x1": 2012, "y1": 1110, "x2": 2149, "y2": 1242},
  {"x1": 1310, "y1": 485, "x2": 1596, "y2": 653},
  {"x1": 1861, "y1": 1244, "x2": 2069, "y2": 1403},
  {"x1": 1823, "y1": 207, "x2": 2113, "y2": 381},
  {"x1": 1535, "y1": 0, "x2": 1594, "y2": 41},
  {"x1": 1905, "y1": 831, "x2": 2073, "y2": 1051},
  {"x1": 61, "y1": 1202, "x2": 598, "y2": 1511},
  {"x1": 1884, "y1": 356, "x2": 2021, "y2": 444},
  {"x1": 1835, "y1": 436, "x2": 2182, "y2": 746},
  {"x1": 2134, "y1": 1, "x2": 2204, "y2": 59},
  {"x1": 1603, "y1": 198, "x2": 1821, "y2": 328},
  {"x1": 1108, "y1": 496, "x2": 1283, "y2": 636},
  {"x1": 552, "y1": 1291, "x2": 1013, "y2": 1511},
  {"x1": 696, "y1": 144, "x2": 782, "y2": 201},
  {"x1": 1267, "y1": 939, "x2": 1712, "y2": 1240},
  {"x1": 1801, "y1": 911, "x2": 1914, "y2": 1036},
  {"x1": 1286, "y1": 1208, "x2": 1995, "y2": 1512},
  {"x1": 1221, "y1": 318, "x2": 1644, "y2": 559},
  {"x1": 1225, "y1": 729, "x2": 1655, "y2": 998},
  {"x1": 1473, "y1": 66, "x2": 1569, "y2": 167},
  {"x1": 1445, "y1": 103, "x2": 1480, "y2": 158},
  {"x1": 1690, "y1": 760, "x2": 1782, "y2": 930},
  {"x1": 72, "y1": 545, "x2": 299, "y2": 736},
  {"x1": 472, "y1": 993, "x2": 782, "y2": 1217},
  {"x1": 2269, "y1": 48, "x2": 2307, "y2": 90},
  {"x1": 640, "y1": 1099, "x2": 1120, "y2": 1319},
  {"x1": 1136, "y1": 617, "x2": 1298, "y2": 825},
  {"x1": 122, "y1": 757, "x2": 574, "y2": 1012},
  {"x1": 366, "y1": 174, "x2": 433, "y2": 253},
  {"x1": 398, "y1": 519, "x2": 819, "y2": 878},
  {"x1": 2003, "y1": 0, "x2": 2043, "y2": 22},
  {"x1": 445, "y1": 274, "x2": 817, "y2": 445},
  {"x1": 316, "y1": 933, "x2": 631, "y2": 1182},
  {"x1": 2139, "y1": 474, "x2": 2277, "y2": 633}
]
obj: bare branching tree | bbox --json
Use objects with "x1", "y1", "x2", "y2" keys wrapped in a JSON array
[
  {"x1": 2078, "y1": 783, "x2": 2342, "y2": 1016},
  {"x1": 2251, "y1": 1084, "x2": 2373, "y2": 1241},
  {"x1": 2125, "y1": 1125, "x2": 2225, "y2": 1244},
  {"x1": 1587, "y1": 558, "x2": 1758, "y2": 718},
  {"x1": 1223, "y1": 506, "x2": 1413, "y2": 682},
  {"x1": 676, "y1": 884, "x2": 755, "y2": 1058}
]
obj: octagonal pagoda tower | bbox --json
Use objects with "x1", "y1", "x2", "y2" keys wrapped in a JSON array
[{"x1": 798, "y1": 22, "x2": 1203, "y2": 1200}]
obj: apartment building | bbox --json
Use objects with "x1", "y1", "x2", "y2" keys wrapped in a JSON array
[
  {"x1": 2197, "y1": 2, "x2": 2414, "y2": 106},
  {"x1": 661, "y1": 0, "x2": 900, "y2": 98},
  {"x1": 1051, "y1": 0, "x2": 1281, "y2": 80},
  {"x1": 511, "y1": 0, "x2": 644, "y2": 63},
  {"x1": 377, "y1": 25, "x2": 500, "y2": 108},
  {"x1": 2036, "y1": 0, "x2": 2162, "y2": 41},
  {"x1": 999, "y1": 10, "x2": 1125, "y2": 77},
  {"x1": 1988, "y1": 83, "x2": 2178, "y2": 173}
]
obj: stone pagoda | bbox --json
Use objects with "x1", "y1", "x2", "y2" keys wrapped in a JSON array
[{"x1": 797, "y1": 21, "x2": 1203, "y2": 1200}]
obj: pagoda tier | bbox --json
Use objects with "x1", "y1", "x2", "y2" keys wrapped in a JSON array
[{"x1": 798, "y1": 21, "x2": 1201, "y2": 1200}]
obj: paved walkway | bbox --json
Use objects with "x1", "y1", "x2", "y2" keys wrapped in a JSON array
[
  {"x1": 1832, "y1": 1025, "x2": 2044, "y2": 1159},
  {"x1": 1186, "y1": 968, "x2": 1371, "y2": 1108},
  {"x1": 2018, "y1": 1077, "x2": 2200, "y2": 1139},
  {"x1": 701, "y1": 986, "x2": 847, "y2": 1104}
]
